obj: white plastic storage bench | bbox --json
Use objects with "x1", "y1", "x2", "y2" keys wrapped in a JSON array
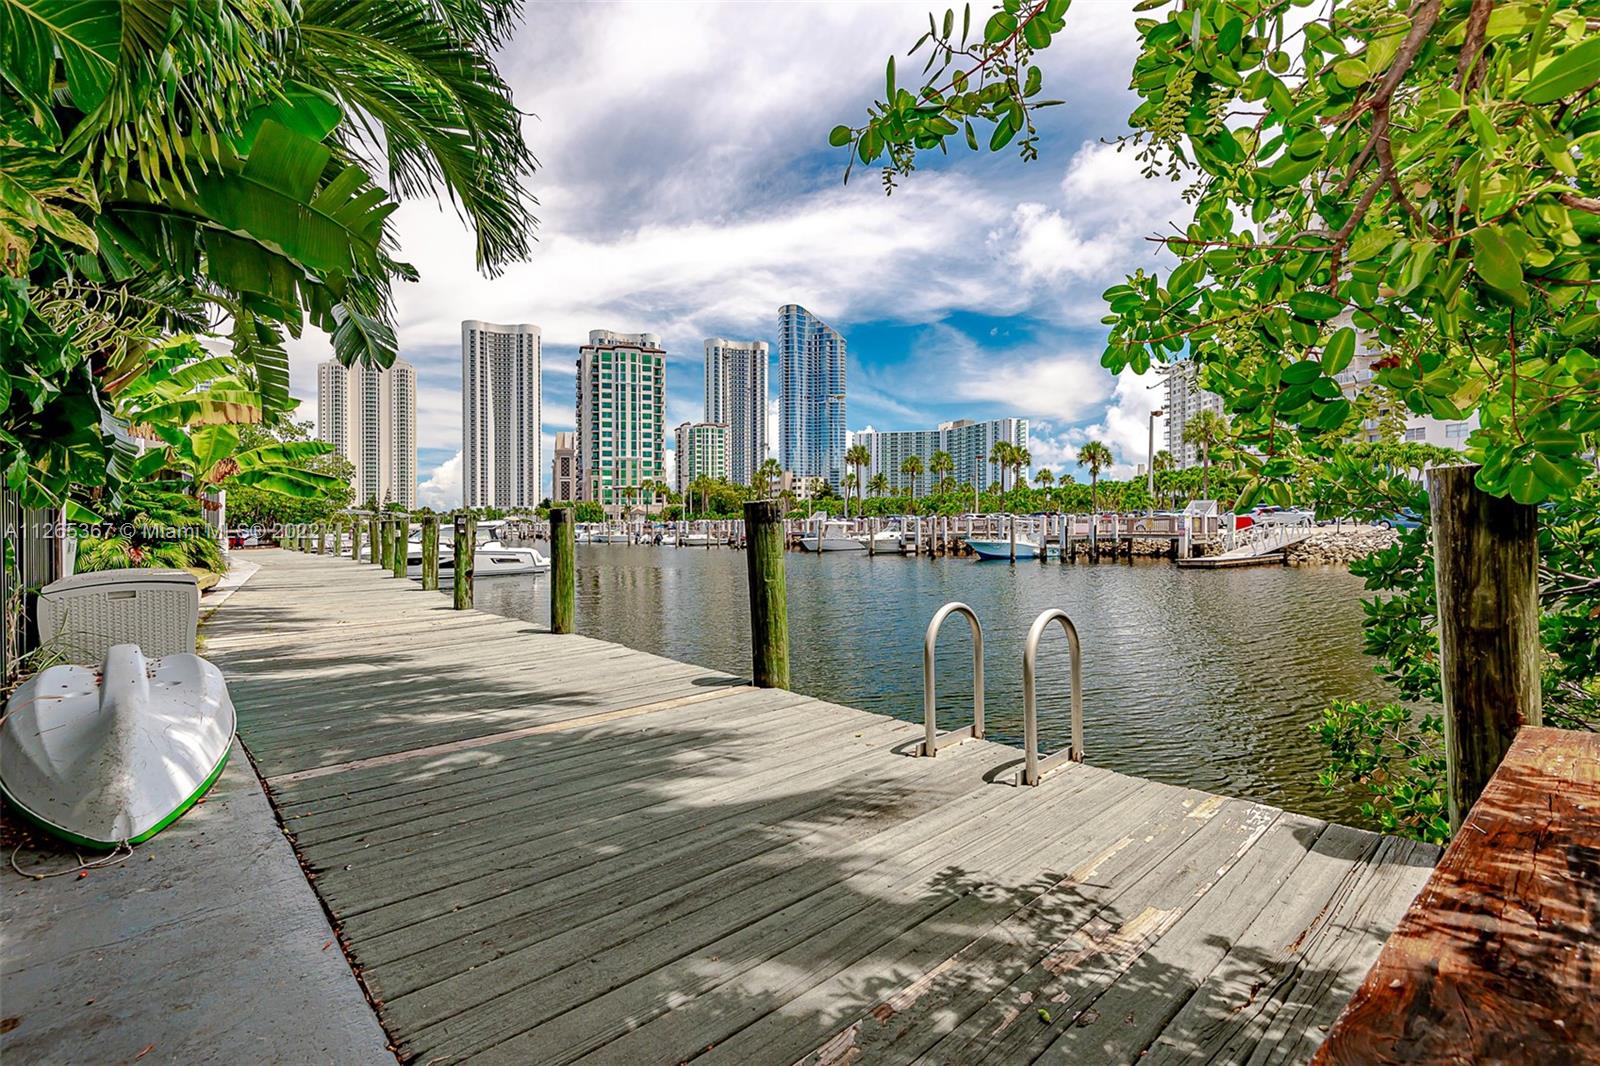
[{"x1": 36, "y1": 569, "x2": 200, "y2": 664}]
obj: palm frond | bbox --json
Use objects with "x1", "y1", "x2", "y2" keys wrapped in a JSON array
[{"x1": 294, "y1": 0, "x2": 538, "y2": 275}]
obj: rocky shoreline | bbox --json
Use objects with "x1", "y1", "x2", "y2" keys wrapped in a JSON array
[{"x1": 1287, "y1": 526, "x2": 1400, "y2": 566}]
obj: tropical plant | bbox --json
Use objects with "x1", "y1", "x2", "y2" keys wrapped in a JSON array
[
  {"x1": 845, "y1": 443, "x2": 872, "y2": 508},
  {"x1": 1035, "y1": 468, "x2": 1054, "y2": 490},
  {"x1": 73, "y1": 483, "x2": 227, "y2": 576},
  {"x1": 989, "y1": 440, "x2": 1016, "y2": 493},
  {"x1": 838, "y1": 0, "x2": 1600, "y2": 509},
  {"x1": 1, "y1": 0, "x2": 537, "y2": 513},
  {"x1": 842, "y1": 472, "x2": 858, "y2": 515},
  {"x1": 899, "y1": 453, "x2": 925, "y2": 496},
  {"x1": 756, "y1": 458, "x2": 783, "y2": 497},
  {"x1": 1182, "y1": 409, "x2": 1230, "y2": 499},
  {"x1": 1077, "y1": 440, "x2": 1113, "y2": 514},
  {"x1": 930, "y1": 449, "x2": 954, "y2": 495},
  {"x1": 868, "y1": 471, "x2": 891, "y2": 498}
]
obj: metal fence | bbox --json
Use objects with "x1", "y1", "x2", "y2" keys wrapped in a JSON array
[{"x1": 1, "y1": 489, "x2": 65, "y2": 687}]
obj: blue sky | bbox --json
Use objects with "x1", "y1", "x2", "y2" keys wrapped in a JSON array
[{"x1": 284, "y1": 1, "x2": 1188, "y2": 506}]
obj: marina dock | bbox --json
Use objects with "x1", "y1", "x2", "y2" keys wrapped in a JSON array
[{"x1": 202, "y1": 550, "x2": 1439, "y2": 1063}]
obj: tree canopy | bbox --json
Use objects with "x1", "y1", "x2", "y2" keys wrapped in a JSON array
[{"x1": 835, "y1": 0, "x2": 1600, "y2": 505}]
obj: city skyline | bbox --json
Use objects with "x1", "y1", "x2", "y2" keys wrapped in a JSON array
[{"x1": 282, "y1": 2, "x2": 1185, "y2": 509}]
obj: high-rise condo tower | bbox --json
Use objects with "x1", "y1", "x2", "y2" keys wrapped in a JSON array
[
  {"x1": 778, "y1": 305, "x2": 846, "y2": 489},
  {"x1": 461, "y1": 321, "x2": 541, "y2": 510},
  {"x1": 317, "y1": 358, "x2": 417, "y2": 509},
  {"x1": 703, "y1": 338, "x2": 769, "y2": 487}
]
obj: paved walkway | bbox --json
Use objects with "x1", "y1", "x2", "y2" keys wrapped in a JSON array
[
  {"x1": 198, "y1": 550, "x2": 1437, "y2": 1064},
  {"x1": 1, "y1": 558, "x2": 392, "y2": 1065}
]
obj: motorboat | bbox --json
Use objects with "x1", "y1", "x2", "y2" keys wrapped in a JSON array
[
  {"x1": 801, "y1": 520, "x2": 865, "y2": 552},
  {"x1": 405, "y1": 520, "x2": 549, "y2": 577},
  {"x1": 857, "y1": 528, "x2": 903, "y2": 551},
  {"x1": 591, "y1": 529, "x2": 633, "y2": 544},
  {"x1": 965, "y1": 536, "x2": 1041, "y2": 560},
  {"x1": 677, "y1": 532, "x2": 720, "y2": 547},
  {"x1": 0, "y1": 645, "x2": 235, "y2": 847}
]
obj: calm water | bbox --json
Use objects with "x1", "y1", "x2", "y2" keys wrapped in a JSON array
[{"x1": 468, "y1": 545, "x2": 1391, "y2": 823}]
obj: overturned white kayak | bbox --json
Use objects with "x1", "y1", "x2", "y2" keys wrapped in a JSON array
[{"x1": 1, "y1": 645, "x2": 235, "y2": 848}]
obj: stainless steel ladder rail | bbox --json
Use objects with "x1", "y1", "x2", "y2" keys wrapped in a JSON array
[
  {"x1": 921, "y1": 602, "x2": 984, "y2": 756},
  {"x1": 1018, "y1": 608, "x2": 1084, "y2": 786}
]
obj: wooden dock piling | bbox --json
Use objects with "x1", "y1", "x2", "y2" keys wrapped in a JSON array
[
  {"x1": 743, "y1": 500, "x2": 789, "y2": 689},
  {"x1": 378, "y1": 519, "x2": 392, "y2": 570},
  {"x1": 452, "y1": 513, "x2": 474, "y2": 609},
  {"x1": 367, "y1": 515, "x2": 379, "y2": 564},
  {"x1": 350, "y1": 518, "x2": 362, "y2": 564},
  {"x1": 550, "y1": 507, "x2": 575, "y2": 634},
  {"x1": 1428, "y1": 464, "x2": 1541, "y2": 830},
  {"x1": 391, "y1": 516, "x2": 409, "y2": 579},
  {"x1": 420, "y1": 516, "x2": 439, "y2": 590}
]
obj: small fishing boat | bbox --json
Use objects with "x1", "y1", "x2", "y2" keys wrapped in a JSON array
[
  {"x1": 801, "y1": 520, "x2": 864, "y2": 552},
  {"x1": 677, "y1": 532, "x2": 720, "y2": 547},
  {"x1": 0, "y1": 645, "x2": 235, "y2": 848},
  {"x1": 965, "y1": 536, "x2": 1041, "y2": 560}
]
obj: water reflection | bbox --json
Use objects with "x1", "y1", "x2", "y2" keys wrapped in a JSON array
[{"x1": 468, "y1": 544, "x2": 1390, "y2": 822}]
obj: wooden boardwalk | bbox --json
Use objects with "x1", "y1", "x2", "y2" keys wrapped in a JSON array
[{"x1": 206, "y1": 550, "x2": 1437, "y2": 1065}]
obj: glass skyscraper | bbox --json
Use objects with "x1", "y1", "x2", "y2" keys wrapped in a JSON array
[{"x1": 778, "y1": 304, "x2": 846, "y2": 489}]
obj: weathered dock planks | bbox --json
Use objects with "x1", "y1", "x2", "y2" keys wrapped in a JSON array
[
  {"x1": 1314, "y1": 727, "x2": 1600, "y2": 1064},
  {"x1": 209, "y1": 550, "x2": 1439, "y2": 1064}
]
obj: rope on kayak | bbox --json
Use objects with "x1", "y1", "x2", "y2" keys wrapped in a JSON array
[{"x1": 9, "y1": 840, "x2": 132, "y2": 880}]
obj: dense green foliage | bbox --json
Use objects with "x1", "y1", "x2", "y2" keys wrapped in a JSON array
[
  {"x1": 839, "y1": 0, "x2": 1600, "y2": 507},
  {"x1": 2, "y1": 0, "x2": 535, "y2": 516}
]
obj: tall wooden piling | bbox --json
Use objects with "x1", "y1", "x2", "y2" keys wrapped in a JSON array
[
  {"x1": 452, "y1": 513, "x2": 475, "y2": 609},
  {"x1": 550, "y1": 507, "x2": 576, "y2": 634},
  {"x1": 743, "y1": 500, "x2": 790, "y2": 689},
  {"x1": 351, "y1": 518, "x2": 362, "y2": 564},
  {"x1": 1429, "y1": 465, "x2": 1542, "y2": 830},
  {"x1": 420, "y1": 516, "x2": 440, "y2": 590},
  {"x1": 368, "y1": 515, "x2": 380, "y2": 564},
  {"x1": 378, "y1": 519, "x2": 392, "y2": 570},
  {"x1": 392, "y1": 515, "x2": 409, "y2": 579},
  {"x1": 1008, "y1": 515, "x2": 1017, "y2": 563}
]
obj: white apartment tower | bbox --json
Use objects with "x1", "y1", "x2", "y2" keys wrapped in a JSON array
[
  {"x1": 576, "y1": 330, "x2": 666, "y2": 514},
  {"x1": 1163, "y1": 362, "x2": 1226, "y2": 469},
  {"x1": 462, "y1": 321, "x2": 541, "y2": 510},
  {"x1": 704, "y1": 338, "x2": 769, "y2": 487},
  {"x1": 316, "y1": 358, "x2": 417, "y2": 509}
]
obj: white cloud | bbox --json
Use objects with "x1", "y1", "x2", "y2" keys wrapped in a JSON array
[
  {"x1": 417, "y1": 451, "x2": 463, "y2": 510},
  {"x1": 283, "y1": 2, "x2": 1178, "y2": 479}
]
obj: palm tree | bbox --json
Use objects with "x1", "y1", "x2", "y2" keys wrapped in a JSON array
[
  {"x1": 989, "y1": 440, "x2": 1015, "y2": 493},
  {"x1": 930, "y1": 450, "x2": 954, "y2": 495},
  {"x1": 1012, "y1": 447, "x2": 1032, "y2": 490},
  {"x1": 1036, "y1": 468, "x2": 1055, "y2": 489},
  {"x1": 842, "y1": 472, "x2": 858, "y2": 516},
  {"x1": 899, "y1": 454, "x2": 925, "y2": 498},
  {"x1": 845, "y1": 443, "x2": 872, "y2": 507},
  {"x1": 868, "y1": 472, "x2": 890, "y2": 499},
  {"x1": 1077, "y1": 440, "x2": 1114, "y2": 514},
  {"x1": 1182, "y1": 410, "x2": 1230, "y2": 499},
  {"x1": 756, "y1": 458, "x2": 783, "y2": 498}
]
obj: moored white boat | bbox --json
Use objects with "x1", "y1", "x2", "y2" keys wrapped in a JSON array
[
  {"x1": 801, "y1": 520, "x2": 865, "y2": 552},
  {"x1": 405, "y1": 520, "x2": 549, "y2": 577},
  {"x1": 677, "y1": 532, "x2": 719, "y2": 547},
  {"x1": 0, "y1": 645, "x2": 235, "y2": 847},
  {"x1": 857, "y1": 529, "x2": 903, "y2": 551},
  {"x1": 965, "y1": 536, "x2": 1040, "y2": 560}
]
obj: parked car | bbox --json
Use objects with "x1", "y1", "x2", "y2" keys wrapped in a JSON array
[{"x1": 1376, "y1": 509, "x2": 1423, "y2": 530}]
